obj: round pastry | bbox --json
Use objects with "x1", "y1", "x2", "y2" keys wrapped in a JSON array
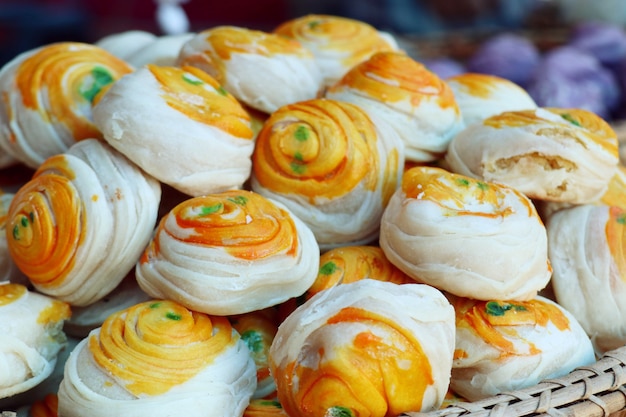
[
  {"x1": 0, "y1": 282, "x2": 71, "y2": 404},
  {"x1": 6, "y1": 138, "x2": 161, "y2": 306},
  {"x1": 250, "y1": 98, "x2": 405, "y2": 250},
  {"x1": 269, "y1": 279, "x2": 455, "y2": 417},
  {"x1": 380, "y1": 165, "x2": 552, "y2": 301},
  {"x1": 445, "y1": 107, "x2": 620, "y2": 204},
  {"x1": 547, "y1": 203, "x2": 626, "y2": 354},
  {"x1": 57, "y1": 300, "x2": 257, "y2": 417},
  {"x1": 325, "y1": 51, "x2": 464, "y2": 162},
  {"x1": 136, "y1": 190, "x2": 320, "y2": 316},
  {"x1": 450, "y1": 295, "x2": 595, "y2": 401},
  {"x1": 230, "y1": 310, "x2": 279, "y2": 399},
  {"x1": 445, "y1": 72, "x2": 538, "y2": 127},
  {"x1": 177, "y1": 26, "x2": 322, "y2": 114},
  {"x1": 0, "y1": 42, "x2": 134, "y2": 168},
  {"x1": 127, "y1": 33, "x2": 195, "y2": 67},
  {"x1": 273, "y1": 14, "x2": 398, "y2": 88},
  {"x1": 92, "y1": 64, "x2": 255, "y2": 197},
  {"x1": 94, "y1": 30, "x2": 158, "y2": 61}
]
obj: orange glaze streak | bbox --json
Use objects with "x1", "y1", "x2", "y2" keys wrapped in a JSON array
[
  {"x1": 148, "y1": 64, "x2": 253, "y2": 139},
  {"x1": 447, "y1": 73, "x2": 503, "y2": 99},
  {"x1": 37, "y1": 298, "x2": 72, "y2": 325},
  {"x1": 89, "y1": 300, "x2": 235, "y2": 396},
  {"x1": 0, "y1": 283, "x2": 27, "y2": 306},
  {"x1": 1, "y1": 91, "x2": 17, "y2": 143},
  {"x1": 606, "y1": 206, "x2": 626, "y2": 281},
  {"x1": 454, "y1": 298, "x2": 571, "y2": 359},
  {"x1": 206, "y1": 26, "x2": 309, "y2": 60},
  {"x1": 602, "y1": 166, "x2": 626, "y2": 209},
  {"x1": 30, "y1": 393, "x2": 59, "y2": 417},
  {"x1": 244, "y1": 400, "x2": 289, "y2": 417},
  {"x1": 172, "y1": 190, "x2": 298, "y2": 260},
  {"x1": 15, "y1": 42, "x2": 132, "y2": 141},
  {"x1": 7, "y1": 156, "x2": 83, "y2": 286},
  {"x1": 252, "y1": 99, "x2": 378, "y2": 201},
  {"x1": 330, "y1": 51, "x2": 458, "y2": 109}
]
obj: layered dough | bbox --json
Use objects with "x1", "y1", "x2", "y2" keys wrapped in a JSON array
[
  {"x1": 0, "y1": 42, "x2": 133, "y2": 168},
  {"x1": 274, "y1": 14, "x2": 398, "y2": 88},
  {"x1": 251, "y1": 98, "x2": 404, "y2": 250},
  {"x1": 177, "y1": 26, "x2": 322, "y2": 114},
  {"x1": 57, "y1": 300, "x2": 257, "y2": 417},
  {"x1": 326, "y1": 51, "x2": 464, "y2": 162},
  {"x1": 6, "y1": 139, "x2": 161, "y2": 306},
  {"x1": 446, "y1": 73, "x2": 537, "y2": 127},
  {"x1": 0, "y1": 283, "x2": 71, "y2": 402},
  {"x1": 445, "y1": 108, "x2": 620, "y2": 204},
  {"x1": 547, "y1": 204, "x2": 626, "y2": 354},
  {"x1": 269, "y1": 279, "x2": 455, "y2": 416},
  {"x1": 380, "y1": 166, "x2": 552, "y2": 301},
  {"x1": 136, "y1": 190, "x2": 320, "y2": 316},
  {"x1": 450, "y1": 295, "x2": 595, "y2": 400},
  {"x1": 93, "y1": 64, "x2": 255, "y2": 196}
]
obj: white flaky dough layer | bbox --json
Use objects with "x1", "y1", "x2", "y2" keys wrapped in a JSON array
[{"x1": 445, "y1": 108, "x2": 619, "y2": 204}]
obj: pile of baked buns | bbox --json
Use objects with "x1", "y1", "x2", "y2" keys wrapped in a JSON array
[{"x1": 0, "y1": 13, "x2": 624, "y2": 417}]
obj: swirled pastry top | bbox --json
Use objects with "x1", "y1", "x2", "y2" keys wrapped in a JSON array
[
  {"x1": 445, "y1": 107, "x2": 619, "y2": 204},
  {"x1": 379, "y1": 165, "x2": 552, "y2": 301},
  {"x1": 0, "y1": 42, "x2": 133, "y2": 168},
  {"x1": 325, "y1": 51, "x2": 463, "y2": 162},
  {"x1": 177, "y1": 26, "x2": 322, "y2": 114},
  {"x1": 274, "y1": 14, "x2": 398, "y2": 87}
]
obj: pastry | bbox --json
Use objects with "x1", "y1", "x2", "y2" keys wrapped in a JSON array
[
  {"x1": 547, "y1": 203, "x2": 626, "y2": 354},
  {"x1": 450, "y1": 295, "x2": 595, "y2": 400},
  {"x1": 0, "y1": 42, "x2": 133, "y2": 168},
  {"x1": 6, "y1": 139, "x2": 161, "y2": 306},
  {"x1": 0, "y1": 191, "x2": 26, "y2": 284},
  {"x1": 177, "y1": 26, "x2": 322, "y2": 114},
  {"x1": 243, "y1": 399, "x2": 288, "y2": 417},
  {"x1": 94, "y1": 30, "x2": 158, "y2": 61},
  {"x1": 136, "y1": 190, "x2": 320, "y2": 316},
  {"x1": 0, "y1": 283, "x2": 71, "y2": 405},
  {"x1": 250, "y1": 98, "x2": 404, "y2": 250},
  {"x1": 445, "y1": 72, "x2": 538, "y2": 127},
  {"x1": 445, "y1": 108, "x2": 620, "y2": 204},
  {"x1": 274, "y1": 14, "x2": 398, "y2": 88},
  {"x1": 92, "y1": 64, "x2": 255, "y2": 196},
  {"x1": 380, "y1": 165, "x2": 552, "y2": 301},
  {"x1": 127, "y1": 33, "x2": 194, "y2": 67},
  {"x1": 57, "y1": 299, "x2": 257, "y2": 417},
  {"x1": 325, "y1": 51, "x2": 464, "y2": 162},
  {"x1": 269, "y1": 279, "x2": 455, "y2": 416}
]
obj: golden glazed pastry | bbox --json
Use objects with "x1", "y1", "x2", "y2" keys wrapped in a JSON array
[
  {"x1": 251, "y1": 98, "x2": 404, "y2": 250},
  {"x1": 269, "y1": 279, "x2": 455, "y2": 417},
  {"x1": 380, "y1": 166, "x2": 552, "y2": 301},
  {"x1": 274, "y1": 14, "x2": 398, "y2": 88},
  {"x1": 57, "y1": 300, "x2": 257, "y2": 417},
  {"x1": 136, "y1": 190, "x2": 320, "y2": 316},
  {"x1": 6, "y1": 139, "x2": 161, "y2": 306},
  {"x1": 547, "y1": 204, "x2": 626, "y2": 354},
  {"x1": 445, "y1": 108, "x2": 620, "y2": 204},
  {"x1": 450, "y1": 296, "x2": 595, "y2": 401},
  {"x1": 177, "y1": 26, "x2": 322, "y2": 114},
  {"x1": 445, "y1": 73, "x2": 538, "y2": 127},
  {"x1": 325, "y1": 51, "x2": 464, "y2": 162},
  {"x1": 0, "y1": 283, "x2": 71, "y2": 402},
  {"x1": 0, "y1": 42, "x2": 133, "y2": 168},
  {"x1": 92, "y1": 64, "x2": 255, "y2": 197}
]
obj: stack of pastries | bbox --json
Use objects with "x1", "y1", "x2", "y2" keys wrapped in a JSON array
[{"x1": 0, "y1": 11, "x2": 622, "y2": 417}]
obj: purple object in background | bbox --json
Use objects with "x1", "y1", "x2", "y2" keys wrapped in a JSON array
[
  {"x1": 420, "y1": 57, "x2": 466, "y2": 79},
  {"x1": 466, "y1": 33, "x2": 541, "y2": 88},
  {"x1": 569, "y1": 21, "x2": 626, "y2": 67}
]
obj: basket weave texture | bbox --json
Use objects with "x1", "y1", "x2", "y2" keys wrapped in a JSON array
[{"x1": 403, "y1": 345, "x2": 626, "y2": 417}]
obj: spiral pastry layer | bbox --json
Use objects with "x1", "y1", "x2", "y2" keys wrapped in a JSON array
[
  {"x1": 269, "y1": 279, "x2": 455, "y2": 417},
  {"x1": 136, "y1": 190, "x2": 320, "y2": 315},
  {"x1": 380, "y1": 165, "x2": 552, "y2": 301},
  {"x1": 274, "y1": 14, "x2": 398, "y2": 87},
  {"x1": 326, "y1": 51, "x2": 464, "y2": 162},
  {"x1": 93, "y1": 64, "x2": 255, "y2": 196},
  {"x1": 244, "y1": 400, "x2": 288, "y2": 417},
  {"x1": 445, "y1": 107, "x2": 620, "y2": 204},
  {"x1": 178, "y1": 26, "x2": 322, "y2": 114},
  {"x1": 6, "y1": 139, "x2": 161, "y2": 306},
  {"x1": 0, "y1": 282, "x2": 71, "y2": 400},
  {"x1": 57, "y1": 300, "x2": 256, "y2": 417},
  {"x1": 450, "y1": 295, "x2": 594, "y2": 400},
  {"x1": 0, "y1": 42, "x2": 133, "y2": 168},
  {"x1": 251, "y1": 98, "x2": 404, "y2": 250}
]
